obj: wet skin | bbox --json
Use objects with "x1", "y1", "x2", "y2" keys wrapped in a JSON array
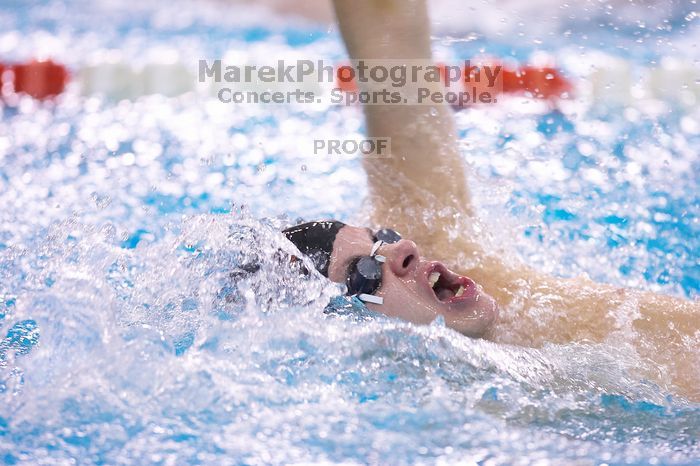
[{"x1": 327, "y1": 225, "x2": 498, "y2": 337}]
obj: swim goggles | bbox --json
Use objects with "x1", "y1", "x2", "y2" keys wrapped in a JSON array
[
  {"x1": 282, "y1": 221, "x2": 402, "y2": 305},
  {"x1": 346, "y1": 228, "x2": 402, "y2": 305}
]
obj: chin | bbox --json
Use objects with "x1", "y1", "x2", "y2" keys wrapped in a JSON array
[{"x1": 447, "y1": 292, "x2": 499, "y2": 338}]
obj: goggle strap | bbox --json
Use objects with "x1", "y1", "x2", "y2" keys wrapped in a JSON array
[{"x1": 357, "y1": 293, "x2": 384, "y2": 305}]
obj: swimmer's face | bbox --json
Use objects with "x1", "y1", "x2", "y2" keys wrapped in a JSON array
[{"x1": 327, "y1": 225, "x2": 498, "y2": 338}]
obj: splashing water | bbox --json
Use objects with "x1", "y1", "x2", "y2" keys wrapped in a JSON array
[
  {"x1": 1, "y1": 209, "x2": 699, "y2": 460},
  {"x1": 2, "y1": 214, "x2": 699, "y2": 464}
]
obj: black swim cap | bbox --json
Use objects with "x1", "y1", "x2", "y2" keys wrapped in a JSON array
[{"x1": 282, "y1": 220, "x2": 346, "y2": 277}]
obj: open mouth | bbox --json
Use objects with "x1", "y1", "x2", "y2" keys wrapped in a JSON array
[{"x1": 426, "y1": 263, "x2": 477, "y2": 303}]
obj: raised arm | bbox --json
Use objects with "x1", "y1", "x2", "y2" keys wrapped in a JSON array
[
  {"x1": 331, "y1": 0, "x2": 699, "y2": 402},
  {"x1": 332, "y1": 0, "x2": 474, "y2": 255}
]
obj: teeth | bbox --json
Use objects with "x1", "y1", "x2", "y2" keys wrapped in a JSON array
[
  {"x1": 455, "y1": 285, "x2": 464, "y2": 297},
  {"x1": 429, "y1": 272, "x2": 440, "y2": 288}
]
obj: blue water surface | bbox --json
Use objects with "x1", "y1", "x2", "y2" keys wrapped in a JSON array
[{"x1": 0, "y1": 0, "x2": 699, "y2": 464}]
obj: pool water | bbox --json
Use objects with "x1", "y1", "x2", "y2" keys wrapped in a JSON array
[{"x1": 1, "y1": 0, "x2": 699, "y2": 464}]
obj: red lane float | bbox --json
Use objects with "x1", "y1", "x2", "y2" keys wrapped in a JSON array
[
  {"x1": 14, "y1": 60, "x2": 69, "y2": 99},
  {"x1": 0, "y1": 60, "x2": 69, "y2": 100},
  {"x1": 502, "y1": 66, "x2": 572, "y2": 99},
  {"x1": 2, "y1": 57, "x2": 573, "y2": 105},
  {"x1": 340, "y1": 60, "x2": 573, "y2": 108},
  {"x1": 5, "y1": 56, "x2": 699, "y2": 107}
]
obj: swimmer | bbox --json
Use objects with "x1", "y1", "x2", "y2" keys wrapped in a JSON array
[{"x1": 282, "y1": 0, "x2": 699, "y2": 401}]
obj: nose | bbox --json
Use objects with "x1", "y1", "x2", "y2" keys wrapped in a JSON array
[{"x1": 383, "y1": 239, "x2": 419, "y2": 277}]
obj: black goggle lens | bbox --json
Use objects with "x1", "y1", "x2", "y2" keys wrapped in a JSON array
[
  {"x1": 346, "y1": 256, "x2": 382, "y2": 295},
  {"x1": 345, "y1": 228, "x2": 402, "y2": 297}
]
